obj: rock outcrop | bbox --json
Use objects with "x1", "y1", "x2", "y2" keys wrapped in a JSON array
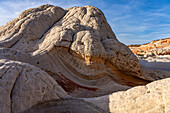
[
  {"x1": 0, "y1": 59, "x2": 67, "y2": 113},
  {"x1": 129, "y1": 38, "x2": 170, "y2": 57},
  {"x1": 129, "y1": 38, "x2": 170, "y2": 74},
  {"x1": 85, "y1": 77, "x2": 170, "y2": 113},
  {"x1": 0, "y1": 4, "x2": 170, "y2": 113}
]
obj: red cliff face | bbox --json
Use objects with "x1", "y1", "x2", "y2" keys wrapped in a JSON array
[{"x1": 129, "y1": 38, "x2": 170, "y2": 56}]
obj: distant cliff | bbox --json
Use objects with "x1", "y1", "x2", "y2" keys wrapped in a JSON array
[{"x1": 129, "y1": 38, "x2": 170, "y2": 57}]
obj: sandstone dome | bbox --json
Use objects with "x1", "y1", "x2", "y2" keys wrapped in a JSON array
[{"x1": 0, "y1": 4, "x2": 169, "y2": 113}]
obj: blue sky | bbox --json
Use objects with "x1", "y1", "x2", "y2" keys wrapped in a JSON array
[{"x1": 1, "y1": 0, "x2": 170, "y2": 45}]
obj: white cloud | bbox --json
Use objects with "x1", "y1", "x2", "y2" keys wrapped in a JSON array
[{"x1": 151, "y1": 13, "x2": 169, "y2": 17}]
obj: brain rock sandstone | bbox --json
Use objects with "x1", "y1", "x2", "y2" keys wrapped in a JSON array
[{"x1": 0, "y1": 4, "x2": 169, "y2": 113}]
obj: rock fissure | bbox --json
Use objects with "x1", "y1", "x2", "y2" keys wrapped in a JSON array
[
  {"x1": 68, "y1": 33, "x2": 76, "y2": 53},
  {"x1": 10, "y1": 67, "x2": 22, "y2": 113},
  {"x1": 0, "y1": 16, "x2": 31, "y2": 48},
  {"x1": 39, "y1": 12, "x2": 67, "y2": 41},
  {"x1": 0, "y1": 65, "x2": 10, "y2": 79}
]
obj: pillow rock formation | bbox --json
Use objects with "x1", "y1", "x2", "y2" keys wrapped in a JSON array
[{"x1": 0, "y1": 4, "x2": 169, "y2": 113}]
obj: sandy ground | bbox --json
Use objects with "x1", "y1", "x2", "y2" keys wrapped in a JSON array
[{"x1": 139, "y1": 55, "x2": 170, "y2": 71}]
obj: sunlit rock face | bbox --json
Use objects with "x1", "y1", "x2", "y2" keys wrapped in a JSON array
[
  {"x1": 129, "y1": 38, "x2": 170, "y2": 56},
  {"x1": 84, "y1": 77, "x2": 170, "y2": 113},
  {"x1": 0, "y1": 4, "x2": 169, "y2": 113}
]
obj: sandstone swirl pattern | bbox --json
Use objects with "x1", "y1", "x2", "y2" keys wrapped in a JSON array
[{"x1": 0, "y1": 4, "x2": 169, "y2": 113}]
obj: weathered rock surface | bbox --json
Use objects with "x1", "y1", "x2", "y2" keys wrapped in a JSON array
[
  {"x1": 0, "y1": 5, "x2": 65, "y2": 52},
  {"x1": 0, "y1": 5, "x2": 142, "y2": 97},
  {"x1": 23, "y1": 99, "x2": 106, "y2": 113},
  {"x1": 1, "y1": 4, "x2": 169, "y2": 98},
  {"x1": 0, "y1": 59, "x2": 67, "y2": 113},
  {"x1": 0, "y1": 4, "x2": 170, "y2": 113},
  {"x1": 85, "y1": 77, "x2": 170, "y2": 113},
  {"x1": 129, "y1": 38, "x2": 170, "y2": 57},
  {"x1": 129, "y1": 38, "x2": 170, "y2": 76}
]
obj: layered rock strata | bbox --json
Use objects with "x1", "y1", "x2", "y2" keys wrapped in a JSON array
[
  {"x1": 129, "y1": 38, "x2": 170, "y2": 57},
  {"x1": 18, "y1": 77, "x2": 170, "y2": 113},
  {"x1": 0, "y1": 4, "x2": 170, "y2": 113}
]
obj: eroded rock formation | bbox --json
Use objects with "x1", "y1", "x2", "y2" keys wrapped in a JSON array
[
  {"x1": 0, "y1": 59, "x2": 67, "y2": 113},
  {"x1": 85, "y1": 77, "x2": 170, "y2": 113},
  {"x1": 129, "y1": 38, "x2": 170, "y2": 57},
  {"x1": 0, "y1": 4, "x2": 169, "y2": 113}
]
